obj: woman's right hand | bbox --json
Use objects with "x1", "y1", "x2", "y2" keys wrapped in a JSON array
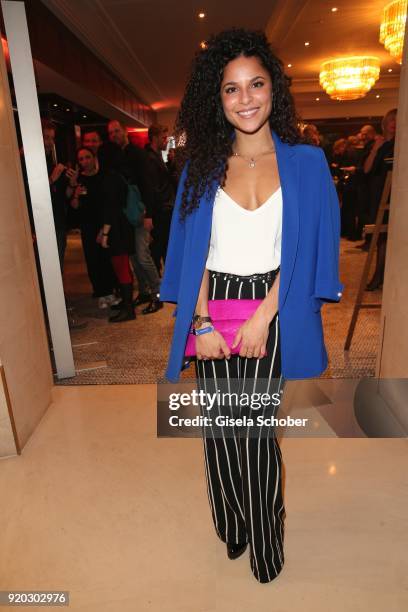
[
  {"x1": 49, "y1": 163, "x2": 66, "y2": 184},
  {"x1": 196, "y1": 325, "x2": 231, "y2": 360}
]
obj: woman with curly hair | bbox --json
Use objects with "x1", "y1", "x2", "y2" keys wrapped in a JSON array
[{"x1": 160, "y1": 28, "x2": 343, "y2": 583}]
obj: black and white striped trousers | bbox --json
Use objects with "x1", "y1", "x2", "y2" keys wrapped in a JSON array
[{"x1": 195, "y1": 268, "x2": 286, "y2": 584}]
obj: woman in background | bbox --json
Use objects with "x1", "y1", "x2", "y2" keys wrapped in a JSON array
[{"x1": 68, "y1": 147, "x2": 118, "y2": 309}]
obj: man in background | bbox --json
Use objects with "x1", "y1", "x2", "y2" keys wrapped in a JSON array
[
  {"x1": 82, "y1": 130, "x2": 103, "y2": 156},
  {"x1": 107, "y1": 120, "x2": 162, "y2": 314},
  {"x1": 355, "y1": 124, "x2": 378, "y2": 248},
  {"x1": 144, "y1": 124, "x2": 176, "y2": 277}
]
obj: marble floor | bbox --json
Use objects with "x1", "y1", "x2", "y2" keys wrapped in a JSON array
[{"x1": 1, "y1": 385, "x2": 407, "y2": 611}]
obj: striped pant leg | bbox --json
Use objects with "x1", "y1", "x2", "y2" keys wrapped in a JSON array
[
  {"x1": 196, "y1": 356, "x2": 247, "y2": 545},
  {"x1": 239, "y1": 431, "x2": 285, "y2": 583},
  {"x1": 239, "y1": 310, "x2": 286, "y2": 583}
]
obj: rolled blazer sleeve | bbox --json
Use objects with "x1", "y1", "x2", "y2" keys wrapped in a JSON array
[
  {"x1": 159, "y1": 163, "x2": 189, "y2": 303},
  {"x1": 313, "y1": 149, "x2": 344, "y2": 305}
]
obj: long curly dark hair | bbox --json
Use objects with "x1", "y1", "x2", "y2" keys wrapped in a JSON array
[{"x1": 175, "y1": 27, "x2": 302, "y2": 218}]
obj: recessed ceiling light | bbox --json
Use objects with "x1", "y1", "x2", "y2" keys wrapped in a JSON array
[
  {"x1": 65, "y1": 108, "x2": 70, "y2": 111},
  {"x1": 82, "y1": 114, "x2": 87, "y2": 118},
  {"x1": 315, "y1": 97, "x2": 320, "y2": 101},
  {"x1": 200, "y1": 40, "x2": 207, "y2": 49},
  {"x1": 287, "y1": 63, "x2": 292, "y2": 67},
  {"x1": 388, "y1": 68, "x2": 393, "y2": 72},
  {"x1": 304, "y1": 41, "x2": 310, "y2": 46},
  {"x1": 53, "y1": 103, "x2": 58, "y2": 107},
  {"x1": 376, "y1": 94, "x2": 380, "y2": 98},
  {"x1": 198, "y1": 12, "x2": 205, "y2": 18},
  {"x1": 331, "y1": 7, "x2": 338, "y2": 12}
]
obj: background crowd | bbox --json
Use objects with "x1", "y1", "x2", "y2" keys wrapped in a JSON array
[
  {"x1": 41, "y1": 119, "x2": 180, "y2": 324},
  {"x1": 302, "y1": 108, "x2": 397, "y2": 291},
  {"x1": 36, "y1": 110, "x2": 395, "y2": 331}
]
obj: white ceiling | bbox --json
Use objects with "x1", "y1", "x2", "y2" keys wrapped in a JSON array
[
  {"x1": 41, "y1": 0, "x2": 402, "y2": 122},
  {"x1": 267, "y1": 0, "x2": 401, "y2": 117}
]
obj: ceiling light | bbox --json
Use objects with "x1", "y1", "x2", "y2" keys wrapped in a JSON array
[
  {"x1": 376, "y1": 94, "x2": 381, "y2": 98},
  {"x1": 388, "y1": 67, "x2": 393, "y2": 71},
  {"x1": 53, "y1": 103, "x2": 58, "y2": 107},
  {"x1": 304, "y1": 41, "x2": 310, "y2": 46},
  {"x1": 198, "y1": 12, "x2": 205, "y2": 19},
  {"x1": 315, "y1": 97, "x2": 320, "y2": 101},
  {"x1": 65, "y1": 108, "x2": 70, "y2": 112},
  {"x1": 379, "y1": 0, "x2": 407, "y2": 64},
  {"x1": 200, "y1": 40, "x2": 207, "y2": 49},
  {"x1": 82, "y1": 114, "x2": 87, "y2": 118},
  {"x1": 287, "y1": 63, "x2": 292, "y2": 67},
  {"x1": 331, "y1": 7, "x2": 338, "y2": 11},
  {"x1": 319, "y1": 56, "x2": 381, "y2": 100}
]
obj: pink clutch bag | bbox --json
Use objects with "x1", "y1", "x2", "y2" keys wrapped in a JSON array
[{"x1": 184, "y1": 299, "x2": 263, "y2": 357}]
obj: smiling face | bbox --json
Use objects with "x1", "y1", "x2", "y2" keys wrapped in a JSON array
[
  {"x1": 220, "y1": 55, "x2": 273, "y2": 134},
  {"x1": 77, "y1": 148, "x2": 96, "y2": 173},
  {"x1": 82, "y1": 131, "x2": 102, "y2": 154}
]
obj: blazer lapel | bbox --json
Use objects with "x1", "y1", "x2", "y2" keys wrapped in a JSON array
[{"x1": 272, "y1": 131, "x2": 300, "y2": 310}]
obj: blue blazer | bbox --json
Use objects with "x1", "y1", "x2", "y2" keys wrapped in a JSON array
[{"x1": 159, "y1": 130, "x2": 344, "y2": 382}]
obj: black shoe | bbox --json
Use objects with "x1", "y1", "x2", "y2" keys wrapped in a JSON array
[
  {"x1": 227, "y1": 542, "x2": 247, "y2": 560},
  {"x1": 133, "y1": 292, "x2": 151, "y2": 307},
  {"x1": 108, "y1": 283, "x2": 135, "y2": 322},
  {"x1": 142, "y1": 298, "x2": 163, "y2": 315},
  {"x1": 108, "y1": 307, "x2": 135, "y2": 323}
]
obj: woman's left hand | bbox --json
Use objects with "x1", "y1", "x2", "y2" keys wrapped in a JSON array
[
  {"x1": 66, "y1": 168, "x2": 79, "y2": 187},
  {"x1": 231, "y1": 308, "x2": 276, "y2": 359}
]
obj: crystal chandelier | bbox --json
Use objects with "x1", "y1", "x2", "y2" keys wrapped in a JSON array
[
  {"x1": 379, "y1": 0, "x2": 407, "y2": 64},
  {"x1": 319, "y1": 56, "x2": 381, "y2": 100}
]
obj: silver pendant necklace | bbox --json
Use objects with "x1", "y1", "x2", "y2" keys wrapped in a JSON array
[{"x1": 232, "y1": 148, "x2": 275, "y2": 168}]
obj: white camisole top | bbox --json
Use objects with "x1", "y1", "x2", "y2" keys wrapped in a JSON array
[{"x1": 205, "y1": 186, "x2": 282, "y2": 276}]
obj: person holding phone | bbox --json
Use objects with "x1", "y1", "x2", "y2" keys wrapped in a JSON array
[
  {"x1": 68, "y1": 147, "x2": 118, "y2": 309},
  {"x1": 160, "y1": 29, "x2": 343, "y2": 584}
]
